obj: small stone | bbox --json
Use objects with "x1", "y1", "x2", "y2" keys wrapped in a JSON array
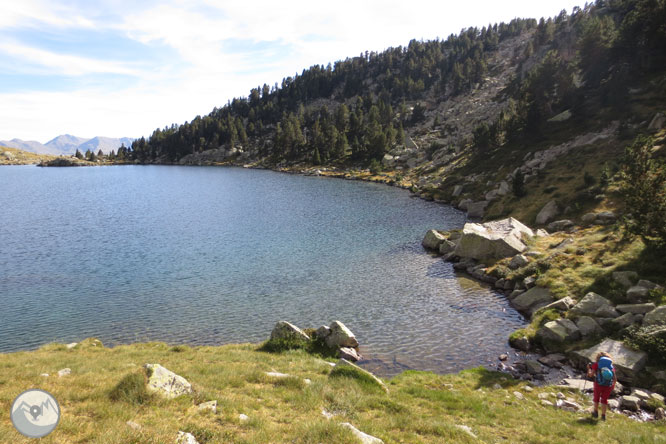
[
  {"x1": 637, "y1": 279, "x2": 660, "y2": 290},
  {"x1": 499, "y1": 354, "x2": 508, "y2": 361},
  {"x1": 524, "y1": 276, "x2": 536, "y2": 289},
  {"x1": 541, "y1": 400, "x2": 554, "y2": 407},
  {"x1": 239, "y1": 413, "x2": 249, "y2": 422},
  {"x1": 655, "y1": 407, "x2": 665, "y2": 420},
  {"x1": 198, "y1": 400, "x2": 217, "y2": 413},
  {"x1": 66, "y1": 342, "x2": 78, "y2": 349},
  {"x1": 340, "y1": 422, "x2": 384, "y2": 444},
  {"x1": 513, "y1": 391, "x2": 525, "y2": 400},
  {"x1": 509, "y1": 254, "x2": 529, "y2": 270},
  {"x1": 265, "y1": 371, "x2": 290, "y2": 378},
  {"x1": 57, "y1": 368, "x2": 71, "y2": 377},
  {"x1": 40, "y1": 373, "x2": 49, "y2": 377},
  {"x1": 321, "y1": 408, "x2": 334, "y2": 419},
  {"x1": 303, "y1": 378, "x2": 312, "y2": 385},
  {"x1": 126, "y1": 421, "x2": 141, "y2": 430},
  {"x1": 556, "y1": 399, "x2": 581, "y2": 411},
  {"x1": 538, "y1": 353, "x2": 566, "y2": 368},
  {"x1": 144, "y1": 364, "x2": 192, "y2": 399},
  {"x1": 177, "y1": 431, "x2": 200, "y2": 444},
  {"x1": 493, "y1": 383, "x2": 502, "y2": 390},
  {"x1": 524, "y1": 386, "x2": 533, "y2": 392}
]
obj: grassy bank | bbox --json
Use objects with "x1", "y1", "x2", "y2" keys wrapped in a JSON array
[{"x1": 0, "y1": 339, "x2": 663, "y2": 443}]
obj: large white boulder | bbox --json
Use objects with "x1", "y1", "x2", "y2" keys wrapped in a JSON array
[
  {"x1": 571, "y1": 339, "x2": 648, "y2": 383},
  {"x1": 144, "y1": 364, "x2": 192, "y2": 399},
  {"x1": 453, "y1": 217, "x2": 534, "y2": 261},
  {"x1": 325, "y1": 321, "x2": 359, "y2": 348}
]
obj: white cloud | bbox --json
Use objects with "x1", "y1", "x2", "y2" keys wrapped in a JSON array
[{"x1": 0, "y1": 0, "x2": 586, "y2": 141}]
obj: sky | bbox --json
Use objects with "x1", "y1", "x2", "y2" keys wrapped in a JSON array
[{"x1": 0, "y1": 1, "x2": 585, "y2": 143}]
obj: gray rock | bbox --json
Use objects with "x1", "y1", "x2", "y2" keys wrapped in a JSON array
[
  {"x1": 570, "y1": 292, "x2": 614, "y2": 316},
  {"x1": 316, "y1": 325, "x2": 331, "y2": 339},
  {"x1": 535, "y1": 200, "x2": 559, "y2": 225},
  {"x1": 543, "y1": 296, "x2": 576, "y2": 312},
  {"x1": 631, "y1": 389, "x2": 651, "y2": 402},
  {"x1": 510, "y1": 335, "x2": 531, "y2": 352},
  {"x1": 655, "y1": 407, "x2": 666, "y2": 420},
  {"x1": 612, "y1": 271, "x2": 638, "y2": 289},
  {"x1": 538, "y1": 353, "x2": 566, "y2": 368},
  {"x1": 512, "y1": 287, "x2": 554, "y2": 317},
  {"x1": 576, "y1": 316, "x2": 603, "y2": 337},
  {"x1": 626, "y1": 286, "x2": 649, "y2": 302},
  {"x1": 508, "y1": 289, "x2": 525, "y2": 301},
  {"x1": 466, "y1": 201, "x2": 490, "y2": 218},
  {"x1": 596, "y1": 211, "x2": 617, "y2": 224},
  {"x1": 556, "y1": 399, "x2": 581, "y2": 411},
  {"x1": 495, "y1": 278, "x2": 506, "y2": 289},
  {"x1": 340, "y1": 422, "x2": 384, "y2": 444},
  {"x1": 608, "y1": 313, "x2": 640, "y2": 330},
  {"x1": 644, "y1": 306, "x2": 666, "y2": 326},
  {"x1": 571, "y1": 339, "x2": 648, "y2": 383},
  {"x1": 648, "y1": 112, "x2": 665, "y2": 131},
  {"x1": 145, "y1": 364, "x2": 192, "y2": 399},
  {"x1": 339, "y1": 347, "x2": 362, "y2": 362},
  {"x1": 126, "y1": 421, "x2": 141, "y2": 430},
  {"x1": 270, "y1": 321, "x2": 310, "y2": 342},
  {"x1": 452, "y1": 185, "x2": 463, "y2": 197},
  {"x1": 651, "y1": 392, "x2": 665, "y2": 403},
  {"x1": 594, "y1": 305, "x2": 620, "y2": 318},
  {"x1": 608, "y1": 399, "x2": 620, "y2": 409},
  {"x1": 198, "y1": 400, "x2": 217, "y2": 413},
  {"x1": 509, "y1": 254, "x2": 529, "y2": 270},
  {"x1": 560, "y1": 378, "x2": 591, "y2": 392},
  {"x1": 616, "y1": 303, "x2": 656, "y2": 315},
  {"x1": 581, "y1": 213, "x2": 597, "y2": 224},
  {"x1": 422, "y1": 229, "x2": 447, "y2": 250},
  {"x1": 438, "y1": 239, "x2": 456, "y2": 255},
  {"x1": 458, "y1": 199, "x2": 473, "y2": 211},
  {"x1": 453, "y1": 217, "x2": 534, "y2": 261},
  {"x1": 177, "y1": 431, "x2": 200, "y2": 444},
  {"x1": 541, "y1": 400, "x2": 554, "y2": 407},
  {"x1": 485, "y1": 189, "x2": 500, "y2": 201},
  {"x1": 523, "y1": 276, "x2": 536, "y2": 289},
  {"x1": 498, "y1": 181, "x2": 510, "y2": 196},
  {"x1": 535, "y1": 229, "x2": 549, "y2": 237},
  {"x1": 513, "y1": 391, "x2": 525, "y2": 400},
  {"x1": 637, "y1": 279, "x2": 661, "y2": 290},
  {"x1": 239, "y1": 413, "x2": 249, "y2": 422},
  {"x1": 547, "y1": 220, "x2": 574, "y2": 232},
  {"x1": 325, "y1": 321, "x2": 358, "y2": 348},
  {"x1": 621, "y1": 395, "x2": 641, "y2": 411},
  {"x1": 536, "y1": 319, "x2": 581, "y2": 349},
  {"x1": 520, "y1": 360, "x2": 545, "y2": 375}
]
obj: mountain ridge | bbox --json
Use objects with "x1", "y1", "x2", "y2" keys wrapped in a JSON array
[{"x1": 0, "y1": 135, "x2": 134, "y2": 156}]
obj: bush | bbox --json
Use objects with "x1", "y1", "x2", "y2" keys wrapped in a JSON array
[
  {"x1": 624, "y1": 324, "x2": 666, "y2": 364},
  {"x1": 368, "y1": 159, "x2": 383, "y2": 175},
  {"x1": 109, "y1": 373, "x2": 151, "y2": 404}
]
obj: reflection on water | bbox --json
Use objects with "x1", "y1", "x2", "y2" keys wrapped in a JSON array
[{"x1": 0, "y1": 165, "x2": 527, "y2": 376}]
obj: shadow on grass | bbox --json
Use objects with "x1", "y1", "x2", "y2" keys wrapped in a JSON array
[
  {"x1": 468, "y1": 367, "x2": 522, "y2": 390},
  {"x1": 257, "y1": 336, "x2": 338, "y2": 359},
  {"x1": 576, "y1": 417, "x2": 599, "y2": 426}
]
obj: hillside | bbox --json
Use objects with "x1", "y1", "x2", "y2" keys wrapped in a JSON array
[
  {"x1": 0, "y1": 146, "x2": 59, "y2": 165},
  {"x1": 1, "y1": 339, "x2": 663, "y2": 443}
]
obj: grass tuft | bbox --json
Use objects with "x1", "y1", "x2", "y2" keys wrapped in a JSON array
[{"x1": 109, "y1": 373, "x2": 152, "y2": 405}]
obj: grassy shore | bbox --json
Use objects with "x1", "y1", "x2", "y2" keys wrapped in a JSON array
[{"x1": 0, "y1": 339, "x2": 663, "y2": 443}]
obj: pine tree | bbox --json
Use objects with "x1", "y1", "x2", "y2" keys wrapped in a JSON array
[{"x1": 74, "y1": 149, "x2": 83, "y2": 159}]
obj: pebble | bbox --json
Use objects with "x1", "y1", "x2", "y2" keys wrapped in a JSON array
[
  {"x1": 524, "y1": 386, "x2": 533, "y2": 392},
  {"x1": 239, "y1": 414, "x2": 249, "y2": 422},
  {"x1": 513, "y1": 391, "x2": 525, "y2": 400},
  {"x1": 57, "y1": 368, "x2": 71, "y2": 377},
  {"x1": 499, "y1": 354, "x2": 508, "y2": 361},
  {"x1": 126, "y1": 421, "x2": 141, "y2": 430}
]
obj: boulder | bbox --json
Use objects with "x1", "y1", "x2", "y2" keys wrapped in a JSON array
[
  {"x1": 270, "y1": 321, "x2": 310, "y2": 342},
  {"x1": 644, "y1": 306, "x2": 666, "y2": 326},
  {"x1": 339, "y1": 347, "x2": 362, "y2": 362},
  {"x1": 509, "y1": 254, "x2": 529, "y2": 270},
  {"x1": 325, "y1": 321, "x2": 358, "y2": 348},
  {"x1": 538, "y1": 353, "x2": 566, "y2": 368},
  {"x1": 581, "y1": 213, "x2": 597, "y2": 224},
  {"x1": 626, "y1": 286, "x2": 650, "y2": 302},
  {"x1": 485, "y1": 189, "x2": 500, "y2": 201},
  {"x1": 655, "y1": 407, "x2": 666, "y2": 421},
  {"x1": 612, "y1": 271, "x2": 637, "y2": 289},
  {"x1": 608, "y1": 313, "x2": 640, "y2": 330},
  {"x1": 535, "y1": 229, "x2": 549, "y2": 237},
  {"x1": 340, "y1": 422, "x2": 384, "y2": 444},
  {"x1": 177, "y1": 431, "x2": 200, "y2": 444},
  {"x1": 316, "y1": 325, "x2": 331, "y2": 339},
  {"x1": 458, "y1": 199, "x2": 473, "y2": 211},
  {"x1": 637, "y1": 279, "x2": 661, "y2": 290},
  {"x1": 596, "y1": 211, "x2": 617, "y2": 224},
  {"x1": 498, "y1": 181, "x2": 510, "y2": 195},
  {"x1": 571, "y1": 339, "x2": 648, "y2": 383},
  {"x1": 438, "y1": 239, "x2": 457, "y2": 255},
  {"x1": 453, "y1": 218, "x2": 534, "y2": 261},
  {"x1": 523, "y1": 276, "x2": 536, "y2": 289},
  {"x1": 648, "y1": 112, "x2": 665, "y2": 131},
  {"x1": 570, "y1": 292, "x2": 614, "y2": 316},
  {"x1": 535, "y1": 200, "x2": 559, "y2": 225},
  {"x1": 556, "y1": 399, "x2": 581, "y2": 412},
  {"x1": 519, "y1": 360, "x2": 545, "y2": 375},
  {"x1": 536, "y1": 319, "x2": 581, "y2": 349},
  {"x1": 595, "y1": 305, "x2": 620, "y2": 318},
  {"x1": 620, "y1": 395, "x2": 641, "y2": 411},
  {"x1": 508, "y1": 289, "x2": 524, "y2": 301},
  {"x1": 576, "y1": 316, "x2": 603, "y2": 337},
  {"x1": 547, "y1": 220, "x2": 574, "y2": 232},
  {"x1": 145, "y1": 364, "x2": 192, "y2": 399},
  {"x1": 422, "y1": 230, "x2": 447, "y2": 250},
  {"x1": 466, "y1": 201, "x2": 489, "y2": 218},
  {"x1": 512, "y1": 287, "x2": 554, "y2": 317},
  {"x1": 542, "y1": 296, "x2": 576, "y2": 312},
  {"x1": 616, "y1": 303, "x2": 656, "y2": 315}
]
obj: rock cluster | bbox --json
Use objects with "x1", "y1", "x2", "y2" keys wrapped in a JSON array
[{"x1": 270, "y1": 320, "x2": 363, "y2": 362}]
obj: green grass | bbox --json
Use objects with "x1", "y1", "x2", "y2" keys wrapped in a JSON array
[{"x1": 0, "y1": 340, "x2": 663, "y2": 443}]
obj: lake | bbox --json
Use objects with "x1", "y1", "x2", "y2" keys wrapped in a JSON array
[{"x1": 0, "y1": 165, "x2": 527, "y2": 375}]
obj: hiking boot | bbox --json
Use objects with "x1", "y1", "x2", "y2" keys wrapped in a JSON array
[
  {"x1": 591, "y1": 411, "x2": 598, "y2": 419},
  {"x1": 601, "y1": 415, "x2": 606, "y2": 421}
]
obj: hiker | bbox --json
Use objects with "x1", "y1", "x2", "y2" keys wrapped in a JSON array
[{"x1": 587, "y1": 352, "x2": 617, "y2": 421}]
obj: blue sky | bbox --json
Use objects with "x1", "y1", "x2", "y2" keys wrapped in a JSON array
[{"x1": 0, "y1": 0, "x2": 584, "y2": 142}]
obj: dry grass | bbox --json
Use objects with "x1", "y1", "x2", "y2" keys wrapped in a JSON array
[
  {"x1": 0, "y1": 146, "x2": 59, "y2": 165},
  {"x1": 1, "y1": 339, "x2": 663, "y2": 443}
]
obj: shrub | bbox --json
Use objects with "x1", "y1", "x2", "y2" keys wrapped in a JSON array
[
  {"x1": 109, "y1": 373, "x2": 151, "y2": 404},
  {"x1": 369, "y1": 159, "x2": 383, "y2": 175}
]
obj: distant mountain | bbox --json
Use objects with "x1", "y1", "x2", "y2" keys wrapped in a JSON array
[
  {"x1": 0, "y1": 138, "x2": 60, "y2": 155},
  {"x1": 45, "y1": 134, "x2": 89, "y2": 155},
  {"x1": 0, "y1": 135, "x2": 134, "y2": 156},
  {"x1": 78, "y1": 136, "x2": 134, "y2": 155}
]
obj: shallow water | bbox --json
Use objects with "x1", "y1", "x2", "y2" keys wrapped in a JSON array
[{"x1": 0, "y1": 165, "x2": 527, "y2": 375}]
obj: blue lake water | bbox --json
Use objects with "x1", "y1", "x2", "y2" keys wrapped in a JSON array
[{"x1": 0, "y1": 165, "x2": 527, "y2": 375}]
